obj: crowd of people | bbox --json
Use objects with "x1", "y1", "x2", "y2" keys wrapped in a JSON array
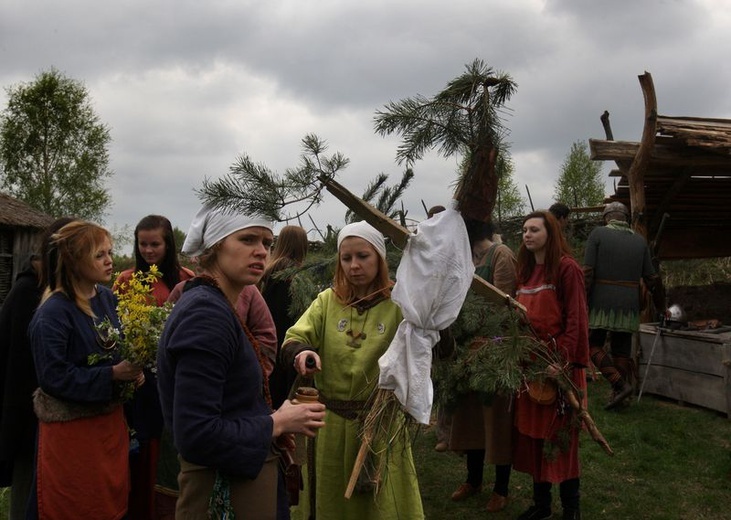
[{"x1": 0, "y1": 200, "x2": 658, "y2": 519}]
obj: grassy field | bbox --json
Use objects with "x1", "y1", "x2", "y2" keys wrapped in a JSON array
[
  {"x1": 0, "y1": 488, "x2": 6, "y2": 520},
  {"x1": 416, "y1": 381, "x2": 731, "y2": 519},
  {"x1": 2, "y1": 383, "x2": 730, "y2": 519}
]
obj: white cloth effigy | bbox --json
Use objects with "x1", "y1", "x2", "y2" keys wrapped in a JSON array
[{"x1": 377, "y1": 204, "x2": 474, "y2": 424}]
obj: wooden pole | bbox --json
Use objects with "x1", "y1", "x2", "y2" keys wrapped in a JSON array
[
  {"x1": 600, "y1": 110, "x2": 614, "y2": 141},
  {"x1": 627, "y1": 72, "x2": 658, "y2": 239},
  {"x1": 307, "y1": 214, "x2": 326, "y2": 241},
  {"x1": 525, "y1": 184, "x2": 535, "y2": 211}
]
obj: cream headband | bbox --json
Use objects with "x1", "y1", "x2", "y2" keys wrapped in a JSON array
[
  {"x1": 337, "y1": 221, "x2": 387, "y2": 259},
  {"x1": 181, "y1": 204, "x2": 273, "y2": 257}
]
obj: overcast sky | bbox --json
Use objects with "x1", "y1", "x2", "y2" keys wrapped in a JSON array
[{"x1": 2, "y1": 0, "x2": 730, "y2": 249}]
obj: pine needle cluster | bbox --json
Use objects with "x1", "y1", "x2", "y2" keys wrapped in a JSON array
[
  {"x1": 269, "y1": 256, "x2": 336, "y2": 319},
  {"x1": 433, "y1": 293, "x2": 542, "y2": 412},
  {"x1": 344, "y1": 169, "x2": 415, "y2": 225},
  {"x1": 198, "y1": 134, "x2": 349, "y2": 222}
]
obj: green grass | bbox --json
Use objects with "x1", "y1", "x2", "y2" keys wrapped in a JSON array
[
  {"x1": 2, "y1": 384, "x2": 730, "y2": 519},
  {"x1": 414, "y1": 382, "x2": 731, "y2": 519}
]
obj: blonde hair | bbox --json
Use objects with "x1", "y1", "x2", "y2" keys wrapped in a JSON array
[{"x1": 43, "y1": 221, "x2": 112, "y2": 317}]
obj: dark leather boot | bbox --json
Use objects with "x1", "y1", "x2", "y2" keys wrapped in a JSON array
[
  {"x1": 562, "y1": 508, "x2": 581, "y2": 520},
  {"x1": 605, "y1": 379, "x2": 633, "y2": 410},
  {"x1": 591, "y1": 346, "x2": 623, "y2": 387}
]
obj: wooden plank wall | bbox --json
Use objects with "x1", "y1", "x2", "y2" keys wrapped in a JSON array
[{"x1": 638, "y1": 324, "x2": 731, "y2": 417}]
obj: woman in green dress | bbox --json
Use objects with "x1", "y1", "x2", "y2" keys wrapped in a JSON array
[{"x1": 283, "y1": 221, "x2": 424, "y2": 519}]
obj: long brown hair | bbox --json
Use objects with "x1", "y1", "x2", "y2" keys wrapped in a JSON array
[
  {"x1": 332, "y1": 242, "x2": 391, "y2": 305},
  {"x1": 259, "y1": 225, "x2": 308, "y2": 292},
  {"x1": 42, "y1": 221, "x2": 112, "y2": 317},
  {"x1": 134, "y1": 214, "x2": 184, "y2": 290},
  {"x1": 516, "y1": 210, "x2": 571, "y2": 284}
]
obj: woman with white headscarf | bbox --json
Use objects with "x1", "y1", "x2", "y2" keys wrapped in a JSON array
[
  {"x1": 156, "y1": 205, "x2": 326, "y2": 519},
  {"x1": 283, "y1": 221, "x2": 424, "y2": 519}
]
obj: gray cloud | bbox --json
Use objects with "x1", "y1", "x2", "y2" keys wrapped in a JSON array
[{"x1": 1, "y1": 0, "x2": 730, "y2": 248}]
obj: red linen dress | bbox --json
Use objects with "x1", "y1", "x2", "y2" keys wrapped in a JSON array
[{"x1": 513, "y1": 256, "x2": 589, "y2": 483}]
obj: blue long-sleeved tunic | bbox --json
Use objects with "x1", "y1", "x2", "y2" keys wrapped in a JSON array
[
  {"x1": 156, "y1": 283, "x2": 274, "y2": 478},
  {"x1": 29, "y1": 287, "x2": 120, "y2": 403}
]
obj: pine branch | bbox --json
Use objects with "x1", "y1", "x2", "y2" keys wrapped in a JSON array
[
  {"x1": 197, "y1": 134, "x2": 348, "y2": 222},
  {"x1": 373, "y1": 58, "x2": 516, "y2": 221}
]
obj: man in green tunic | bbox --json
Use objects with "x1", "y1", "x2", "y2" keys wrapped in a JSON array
[{"x1": 583, "y1": 202, "x2": 662, "y2": 410}]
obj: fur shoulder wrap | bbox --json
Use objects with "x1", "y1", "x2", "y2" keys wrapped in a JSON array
[{"x1": 33, "y1": 387, "x2": 121, "y2": 423}]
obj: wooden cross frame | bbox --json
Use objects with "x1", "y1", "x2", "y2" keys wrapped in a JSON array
[{"x1": 318, "y1": 175, "x2": 527, "y2": 314}]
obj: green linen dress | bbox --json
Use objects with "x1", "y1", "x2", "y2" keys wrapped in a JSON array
[{"x1": 285, "y1": 288, "x2": 424, "y2": 520}]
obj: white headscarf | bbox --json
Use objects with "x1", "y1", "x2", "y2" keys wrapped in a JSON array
[
  {"x1": 337, "y1": 221, "x2": 387, "y2": 259},
  {"x1": 181, "y1": 204, "x2": 274, "y2": 257}
]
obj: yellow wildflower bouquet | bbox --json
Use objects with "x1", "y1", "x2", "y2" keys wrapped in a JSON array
[{"x1": 91, "y1": 266, "x2": 172, "y2": 390}]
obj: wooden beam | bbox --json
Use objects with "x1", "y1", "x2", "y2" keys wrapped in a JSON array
[
  {"x1": 627, "y1": 72, "x2": 658, "y2": 238},
  {"x1": 589, "y1": 138, "x2": 731, "y2": 167},
  {"x1": 657, "y1": 115, "x2": 731, "y2": 149},
  {"x1": 319, "y1": 175, "x2": 412, "y2": 248},
  {"x1": 319, "y1": 176, "x2": 527, "y2": 312}
]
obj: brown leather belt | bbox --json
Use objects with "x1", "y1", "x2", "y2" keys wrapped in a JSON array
[
  {"x1": 595, "y1": 278, "x2": 639, "y2": 288},
  {"x1": 319, "y1": 394, "x2": 367, "y2": 421}
]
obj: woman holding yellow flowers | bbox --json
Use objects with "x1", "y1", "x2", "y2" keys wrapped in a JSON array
[
  {"x1": 28, "y1": 221, "x2": 143, "y2": 519},
  {"x1": 113, "y1": 214, "x2": 194, "y2": 520}
]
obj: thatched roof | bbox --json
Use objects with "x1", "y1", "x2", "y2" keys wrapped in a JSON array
[
  {"x1": 589, "y1": 75, "x2": 731, "y2": 260},
  {"x1": 0, "y1": 192, "x2": 54, "y2": 229}
]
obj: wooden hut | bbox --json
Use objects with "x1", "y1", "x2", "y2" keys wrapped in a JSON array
[
  {"x1": 0, "y1": 193, "x2": 53, "y2": 304},
  {"x1": 589, "y1": 72, "x2": 731, "y2": 259},
  {"x1": 589, "y1": 72, "x2": 731, "y2": 417}
]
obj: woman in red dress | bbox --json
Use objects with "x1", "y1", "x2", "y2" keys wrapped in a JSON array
[{"x1": 513, "y1": 211, "x2": 589, "y2": 520}]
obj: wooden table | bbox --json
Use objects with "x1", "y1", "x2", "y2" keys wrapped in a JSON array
[{"x1": 638, "y1": 323, "x2": 731, "y2": 417}]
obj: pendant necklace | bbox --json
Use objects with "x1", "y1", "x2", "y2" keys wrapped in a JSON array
[
  {"x1": 346, "y1": 306, "x2": 370, "y2": 348},
  {"x1": 94, "y1": 317, "x2": 117, "y2": 351}
]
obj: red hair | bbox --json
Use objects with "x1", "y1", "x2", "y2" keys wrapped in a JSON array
[{"x1": 516, "y1": 210, "x2": 572, "y2": 284}]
